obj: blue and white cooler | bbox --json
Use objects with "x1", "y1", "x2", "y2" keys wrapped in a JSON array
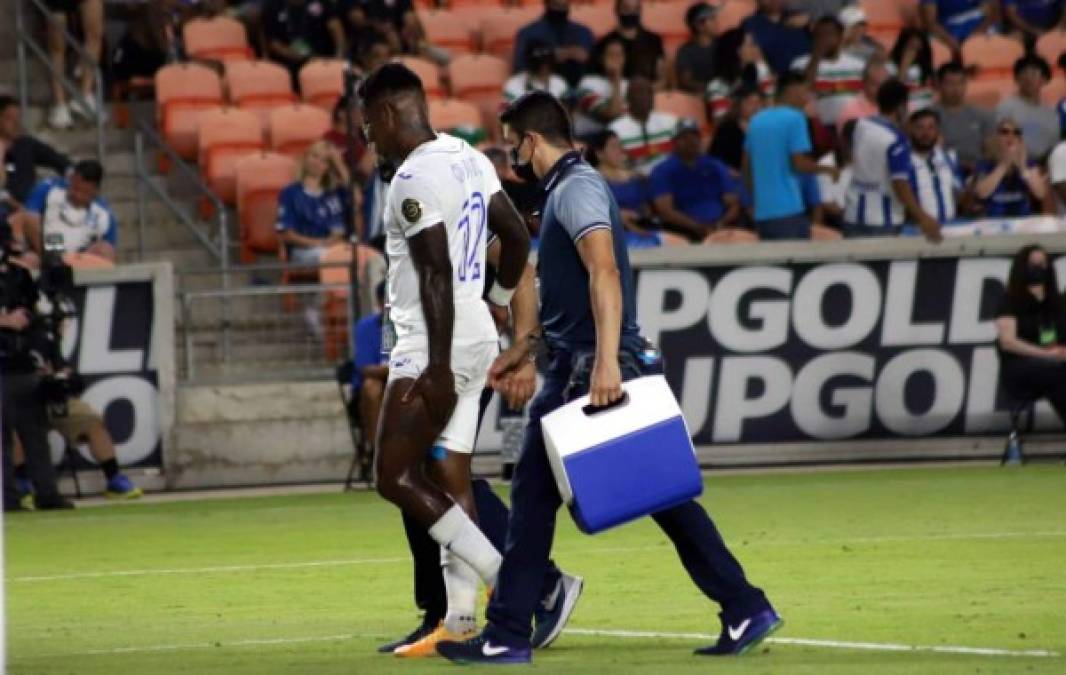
[{"x1": 542, "y1": 375, "x2": 702, "y2": 534}]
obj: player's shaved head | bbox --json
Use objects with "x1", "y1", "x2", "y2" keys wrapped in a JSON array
[{"x1": 358, "y1": 63, "x2": 435, "y2": 165}]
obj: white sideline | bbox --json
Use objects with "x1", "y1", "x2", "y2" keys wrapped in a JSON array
[
  {"x1": 19, "y1": 627, "x2": 1060, "y2": 660},
  {"x1": 11, "y1": 531, "x2": 1066, "y2": 583}
]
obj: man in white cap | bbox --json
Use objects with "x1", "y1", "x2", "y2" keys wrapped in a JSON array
[{"x1": 839, "y1": 5, "x2": 883, "y2": 62}]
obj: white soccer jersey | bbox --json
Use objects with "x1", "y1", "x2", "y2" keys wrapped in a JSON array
[
  {"x1": 384, "y1": 133, "x2": 501, "y2": 348},
  {"x1": 912, "y1": 147, "x2": 961, "y2": 223},
  {"x1": 844, "y1": 117, "x2": 915, "y2": 228}
]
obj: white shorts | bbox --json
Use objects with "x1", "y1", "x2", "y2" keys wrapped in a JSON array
[{"x1": 387, "y1": 339, "x2": 499, "y2": 454}]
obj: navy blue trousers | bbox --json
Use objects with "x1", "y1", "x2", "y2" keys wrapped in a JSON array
[{"x1": 485, "y1": 347, "x2": 770, "y2": 646}]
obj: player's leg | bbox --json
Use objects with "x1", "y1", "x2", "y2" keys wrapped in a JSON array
[{"x1": 376, "y1": 510, "x2": 447, "y2": 654}]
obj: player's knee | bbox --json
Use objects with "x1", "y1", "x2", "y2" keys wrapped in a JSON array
[{"x1": 374, "y1": 464, "x2": 412, "y2": 505}]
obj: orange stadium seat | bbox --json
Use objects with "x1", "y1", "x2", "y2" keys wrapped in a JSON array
[
  {"x1": 319, "y1": 243, "x2": 385, "y2": 360},
  {"x1": 931, "y1": 39, "x2": 953, "y2": 69},
  {"x1": 269, "y1": 104, "x2": 332, "y2": 158},
  {"x1": 418, "y1": 9, "x2": 479, "y2": 55},
  {"x1": 481, "y1": 7, "x2": 541, "y2": 62},
  {"x1": 155, "y1": 63, "x2": 224, "y2": 160},
  {"x1": 449, "y1": 53, "x2": 509, "y2": 138},
  {"x1": 716, "y1": 0, "x2": 756, "y2": 32},
  {"x1": 572, "y1": 4, "x2": 616, "y2": 39},
  {"x1": 183, "y1": 17, "x2": 254, "y2": 63},
  {"x1": 643, "y1": 1, "x2": 689, "y2": 57},
  {"x1": 962, "y1": 34, "x2": 1025, "y2": 80},
  {"x1": 198, "y1": 107, "x2": 264, "y2": 205},
  {"x1": 224, "y1": 60, "x2": 297, "y2": 128},
  {"x1": 429, "y1": 98, "x2": 488, "y2": 145},
  {"x1": 235, "y1": 151, "x2": 297, "y2": 263},
  {"x1": 299, "y1": 59, "x2": 346, "y2": 111},
  {"x1": 1036, "y1": 30, "x2": 1066, "y2": 68},
  {"x1": 965, "y1": 78, "x2": 1009, "y2": 109},
  {"x1": 655, "y1": 91, "x2": 708, "y2": 131},
  {"x1": 398, "y1": 56, "x2": 445, "y2": 99}
]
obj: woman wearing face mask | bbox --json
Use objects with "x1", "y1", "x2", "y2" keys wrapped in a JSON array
[
  {"x1": 995, "y1": 244, "x2": 1066, "y2": 421},
  {"x1": 593, "y1": 0, "x2": 666, "y2": 86},
  {"x1": 572, "y1": 36, "x2": 629, "y2": 138}
]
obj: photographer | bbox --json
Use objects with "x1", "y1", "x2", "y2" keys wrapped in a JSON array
[
  {"x1": 1, "y1": 221, "x2": 72, "y2": 511},
  {"x1": 22, "y1": 160, "x2": 117, "y2": 263}
]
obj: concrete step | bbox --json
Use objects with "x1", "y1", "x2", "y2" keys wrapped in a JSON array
[{"x1": 134, "y1": 246, "x2": 220, "y2": 271}]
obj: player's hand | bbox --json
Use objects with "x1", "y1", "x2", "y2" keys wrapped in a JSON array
[
  {"x1": 487, "y1": 302, "x2": 509, "y2": 334},
  {"x1": 589, "y1": 357, "x2": 623, "y2": 407},
  {"x1": 403, "y1": 363, "x2": 457, "y2": 427},
  {"x1": 489, "y1": 344, "x2": 529, "y2": 389},
  {"x1": 501, "y1": 360, "x2": 537, "y2": 409}
]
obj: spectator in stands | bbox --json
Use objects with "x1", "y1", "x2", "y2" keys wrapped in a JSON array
[
  {"x1": 353, "y1": 280, "x2": 389, "y2": 443},
  {"x1": 112, "y1": 0, "x2": 186, "y2": 90},
  {"x1": 744, "y1": 71, "x2": 836, "y2": 240},
  {"x1": 967, "y1": 117, "x2": 1049, "y2": 216},
  {"x1": 1003, "y1": 0, "x2": 1066, "y2": 43},
  {"x1": 650, "y1": 119, "x2": 741, "y2": 242},
  {"x1": 0, "y1": 96, "x2": 70, "y2": 208},
  {"x1": 44, "y1": 0, "x2": 105, "y2": 129},
  {"x1": 573, "y1": 36, "x2": 629, "y2": 138},
  {"x1": 1048, "y1": 103, "x2": 1066, "y2": 213},
  {"x1": 816, "y1": 118, "x2": 857, "y2": 228},
  {"x1": 340, "y1": 0, "x2": 389, "y2": 64},
  {"x1": 354, "y1": 33, "x2": 394, "y2": 76},
  {"x1": 792, "y1": 0, "x2": 850, "y2": 22},
  {"x1": 843, "y1": 79, "x2": 941, "y2": 240},
  {"x1": 514, "y1": 0, "x2": 596, "y2": 86},
  {"x1": 995, "y1": 244, "x2": 1066, "y2": 422},
  {"x1": 396, "y1": 7, "x2": 448, "y2": 65},
  {"x1": 742, "y1": 0, "x2": 812, "y2": 76},
  {"x1": 837, "y1": 57, "x2": 891, "y2": 133},
  {"x1": 932, "y1": 62, "x2": 995, "y2": 175},
  {"x1": 608, "y1": 77, "x2": 678, "y2": 175},
  {"x1": 323, "y1": 95, "x2": 373, "y2": 183},
  {"x1": 909, "y1": 109, "x2": 964, "y2": 224},
  {"x1": 997, "y1": 55, "x2": 1059, "y2": 160},
  {"x1": 504, "y1": 41, "x2": 570, "y2": 105},
  {"x1": 675, "y1": 3, "x2": 718, "y2": 95},
  {"x1": 593, "y1": 0, "x2": 666, "y2": 86},
  {"x1": 262, "y1": 0, "x2": 347, "y2": 85},
  {"x1": 277, "y1": 141, "x2": 350, "y2": 263},
  {"x1": 839, "y1": 5, "x2": 882, "y2": 63},
  {"x1": 706, "y1": 28, "x2": 774, "y2": 121},
  {"x1": 591, "y1": 131, "x2": 665, "y2": 247},
  {"x1": 921, "y1": 0, "x2": 998, "y2": 59},
  {"x1": 708, "y1": 84, "x2": 766, "y2": 172},
  {"x1": 791, "y1": 15, "x2": 865, "y2": 129},
  {"x1": 23, "y1": 160, "x2": 116, "y2": 262},
  {"x1": 888, "y1": 28, "x2": 935, "y2": 112}
]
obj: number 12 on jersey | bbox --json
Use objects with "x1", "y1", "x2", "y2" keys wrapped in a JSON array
[{"x1": 456, "y1": 191, "x2": 486, "y2": 283}]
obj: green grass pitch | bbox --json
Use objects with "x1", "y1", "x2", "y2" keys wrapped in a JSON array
[{"x1": 6, "y1": 465, "x2": 1066, "y2": 674}]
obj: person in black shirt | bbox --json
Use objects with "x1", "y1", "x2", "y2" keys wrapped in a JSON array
[
  {"x1": 0, "y1": 96, "x2": 71, "y2": 208},
  {"x1": 707, "y1": 83, "x2": 766, "y2": 172},
  {"x1": 262, "y1": 0, "x2": 346, "y2": 85},
  {"x1": 593, "y1": 0, "x2": 666, "y2": 86},
  {"x1": 675, "y1": 2, "x2": 718, "y2": 94},
  {"x1": 995, "y1": 244, "x2": 1066, "y2": 421}
]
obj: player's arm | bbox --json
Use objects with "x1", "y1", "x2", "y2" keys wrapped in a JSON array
[
  {"x1": 485, "y1": 190, "x2": 532, "y2": 308},
  {"x1": 577, "y1": 229, "x2": 623, "y2": 407},
  {"x1": 486, "y1": 237, "x2": 539, "y2": 409}
]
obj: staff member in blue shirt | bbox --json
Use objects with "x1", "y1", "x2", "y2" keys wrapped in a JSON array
[
  {"x1": 437, "y1": 90, "x2": 780, "y2": 665},
  {"x1": 276, "y1": 140, "x2": 350, "y2": 264}
]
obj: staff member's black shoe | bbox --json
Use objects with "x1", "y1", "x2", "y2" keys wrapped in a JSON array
[
  {"x1": 34, "y1": 495, "x2": 75, "y2": 510},
  {"x1": 377, "y1": 617, "x2": 439, "y2": 653}
]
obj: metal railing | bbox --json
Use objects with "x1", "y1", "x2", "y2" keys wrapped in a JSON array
[{"x1": 14, "y1": 0, "x2": 107, "y2": 161}]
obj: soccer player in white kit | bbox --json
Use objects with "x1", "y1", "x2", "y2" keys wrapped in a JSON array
[{"x1": 358, "y1": 63, "x2": 534, "y2": 654}]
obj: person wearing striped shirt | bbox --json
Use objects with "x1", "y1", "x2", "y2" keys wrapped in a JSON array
[
  {"x1": 843, "y1": 78, "x2": 942, "y2": 241},
  {"x1": 909, "y1": 109, "x2": 963, "y2": 224},
  {"x1": 607, "y1": 77, "x2": 677, "y2": 175},
  {"x1": 504, "y1": 40, "x2": 570, "y2": 105},
  {"x1": 791, "y1": 15, "x2": 865, "y2": 128},
  {"x1": 706, "y1": 28, "x2": 774, "y2": 121},
  {"x1": 572, "y1": 35, "x2": 628, "y2": 138}
]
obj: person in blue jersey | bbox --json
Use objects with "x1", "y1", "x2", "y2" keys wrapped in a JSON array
[
  {"x1": 843, "y1": 78, "x2": 942, "y2": 241},
  {"x1": 591, "y1": 131, "x2": 669, "y2": 248},
  {"x1": 908, "y1": 109, "x2": 965, "y2": 225},
  {"x1": 921, "y1": 0, "x2": 998, "y2": 58},
  {"x1": 437, "y1": 90, "x2": 780, "y2": 665},
  {"x1": 23, "y1": 160, "x2": 117, "y2": 262},
  {"x1": 1004, "y1": 0, "x2": 1066, "y2": 41},
  {"x1": 741, "y1": 0, "x2": 811, "y2": 76},
  {"x1": 967, "y1": 118, "x2": 1050, "y2": 217},
  {"x1": 276, "y1": 140, "x2": 350, "y2": 264}
]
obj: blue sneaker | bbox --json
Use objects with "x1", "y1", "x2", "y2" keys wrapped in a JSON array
[
  {"x1": 531, "y1": 572, "x2": 584, "y2": 649},
  {"x1": 694, "y1": 608, "x2": 783, "y2": 656},
  {"x1": 105, "y1": 474, "x2": 143, "y2": 500},
  {"x1": 436, "y1": 634, "x2": 532, "y2": 665}
]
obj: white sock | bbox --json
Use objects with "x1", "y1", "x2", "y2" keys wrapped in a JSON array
[
  {"x1": 441, "y1": 547, "x2": 479, "y2": 635},
  {"x1": 428, "y1": 505, "x2": 502, "y2": 587}
]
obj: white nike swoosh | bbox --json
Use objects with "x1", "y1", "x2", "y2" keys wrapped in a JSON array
[
  {"x1": 728, "y1": 619, "x2": 752, "y2": 642},
  {"x1": 482, "y1": 642, "x2": 511, "y2": 657}
]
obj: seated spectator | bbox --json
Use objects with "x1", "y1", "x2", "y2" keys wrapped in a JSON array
[
  {"x1": 0, "y1": 95, "x2": 71, "y2": 208},
  {"x1": 23, "y1": 161, "x2": 116, "y2": 262},
  {"x1": 932, "y1": 62, "x2": 995, "y2": 175},
  {"x1": 968, "y1": 118, "x2": 1049, "y2": 216},
  {"x1": 997, "y1": 55, "x2": 1059, "y2": 160},
  {"x1": 340, "y1": 0, "x2": 389, "y2": 65},
  {"x1": 888, "y1": 28, "x2": 935, "y2": 112},
  {"x1": 742, "y1": 0, "x2": 812, "y2": 76},
  {"x1": 277, "y1": 141, "x2": 350, "y2": 264},
  {"x1": 909, "y1": 109, "x2": 964, "y2": 224},
  {"x1": 354, "y1": 33, "x2": 394, "y2": 76},
  {"x1": 995, "y1": 244, "x2": 1066, "y2": 423},
  {"x1": 843, "y1": 79, "x2": 941, "y2": 240},
  {"x1": 837, "y1": 57, "x2": 891, "y2": 133},
  {"x1": 44, "y1": 0, "x2": 105, "y2": 129},
  {"x1": 353, "y1": 281, "x2": 389, "y2": 440},
  {"x1": 839, "y1": 5, "x2": 882, "y2": 63},
  {"x1": 650, "y1": 119, "x2": 741, "y2": 241},
  {"x1": 504, "y1": 41, "x2": 570, "y2": 105},
  {"x1": 573, "y1": 36, "x2": 628, "y2": 138},
  {"x1": 112, "y1": 0, "x2": 186, "y2": 89},
  {"x1": 262, "y1": 0, "x2": 346, "y2": 84},
  {"x1": 592, "y1": 131, "x2": 665, "y2": 248},
  {"x1": 708, "y1": 84, "x2": 766, "y2": 172},
  {"x1": 675, "y1": 3, "x2": 719, "y2": 95},
  {"x1": 593, "y1": 0, "x2": 665, "y2": 86},
  {"x1": 514, "y1": 0, "x2": 596, "y2": 86},
  {"x1": 1003, "y1": 0, "x2": 1066, "y2": 42},
  {"x1": 816, "y1": 118, "x2": 856, "y2": 227},
  {"x1": 921, "y1": 0, "x2": 998, "y2": 59},
  {"x1": 608, "y1": 77, "x2": 678, "y2": 175},
  {"x1": 323, "y1": 95, "x2": 373, "y2": 183},
  {"x1": 744, "y1": 72, "x2": 836, "y2": 240},
  {"x1": 707, "y1": 28, "x2": 774, "y2": 120},
  {"x1": 791, "y1": 15, "x2": 865, "y2": 129}
]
